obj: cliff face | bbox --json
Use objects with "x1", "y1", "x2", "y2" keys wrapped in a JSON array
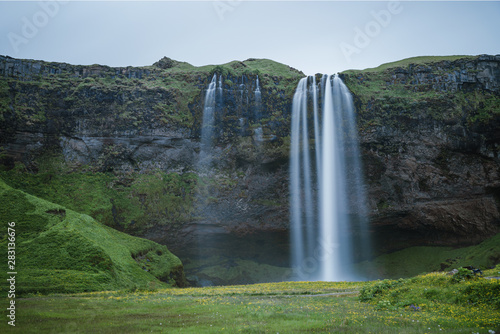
[
  {"x1": 0, "y1": 56, "x2": 300, "y2": 172},
  {"x1": 343, "y1": 55, "x2": 500, "y2": 251},
  {"x1": 1, "y1": 54, "x2": 499, "y2": 262},
  {"x1": 0, "y1": 55, "x2": 301, "y2": 264}
]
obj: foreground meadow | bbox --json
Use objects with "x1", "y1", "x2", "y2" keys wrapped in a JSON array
[{"x1": 2, "y1": 270, "x2": 500, "y2": 334}]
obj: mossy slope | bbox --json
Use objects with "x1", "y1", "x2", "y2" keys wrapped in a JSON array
[
  {"x1": 0, "y1": 160, "x2": 198, "y2": 235},
  {"x1": 0, "y1": 178, "x2": 186, "y2": 296}
]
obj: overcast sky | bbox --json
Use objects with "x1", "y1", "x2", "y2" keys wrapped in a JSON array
[{"x1": 0, "y1": 1, "x2": 499, "y2": 75}]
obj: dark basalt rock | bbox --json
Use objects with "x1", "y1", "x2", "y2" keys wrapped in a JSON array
[{"x1": 343, "y1": 55, "x2": 500, "y2": 252}]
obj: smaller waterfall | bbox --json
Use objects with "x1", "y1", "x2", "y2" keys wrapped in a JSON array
[
  {"x1": 199, "y1": 74, "x2": 218, "y2": 168},
  {"x1": 240, "y1": 76, "x2": 245, "y2": 100},
  {"x1": 254, "y1": 75, "x2": 263, "y2": 145},
  {"x1": 217, "y1": 75, "x2": 223, "y2": 99},
  {"x1": 254, "y1": 75, "x2": 262, "y2": 120}
]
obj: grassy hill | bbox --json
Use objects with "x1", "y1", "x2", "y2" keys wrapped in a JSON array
[{"x1": 0, "y1": 178, "x2": 186, "y2": 296}]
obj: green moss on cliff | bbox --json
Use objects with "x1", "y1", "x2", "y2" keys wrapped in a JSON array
[
  {"x1": 341, "y1": 55, "x2": 499, "y2": 134},
  {"x1": 154, "y1": 101, "x2": 193, "y2": 127},
  {"x1": 0, "y1": 178, "x2": 186, "y2": 296},
  {"x1": 456, "y1": 90, "x2": 500, "y2": 124},
  {"x1": 0, "y1": 157, "x2": 198, "y2": 234}
]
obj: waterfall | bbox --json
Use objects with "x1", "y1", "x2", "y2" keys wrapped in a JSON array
[
  {"x1": 254, "y1": 75, "x2": 262, "y2": 120},
  {"x1": 240, "y1": 76, "x2": 245, "y2": 97},
  {"x1": 199, "y1": 74, "x2": 218, "y2": 168},
  {"x1": 217, "y1": 74, "x2": 223, "y2": 100},
  {"x1": 290, "y1": 78, "x2": 307, "y2": 269},
  {"x1": 289, "y1": 74, "x2": 369, "y2": 281},
  {"x1": 254, "y1": 75, "x2": 263, "y2": 144}
]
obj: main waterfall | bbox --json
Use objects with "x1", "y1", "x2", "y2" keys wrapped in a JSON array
[{"x1": 290, "y1": 74, "x2": 369, "y2": 281}]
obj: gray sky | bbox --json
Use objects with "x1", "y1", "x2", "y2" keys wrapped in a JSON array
[{"x1": 0, "y1": 1, "x2": 499, "y2": 75}]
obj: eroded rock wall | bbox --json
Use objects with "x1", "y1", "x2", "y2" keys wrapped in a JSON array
[{"x1": 343, "y1": 55, "x2": 500, "y2": 251}]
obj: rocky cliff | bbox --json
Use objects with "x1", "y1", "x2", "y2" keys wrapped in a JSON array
[
  {"x1": 1, "y1": 55, "x2": 499, "y2": 277},
  {"x1": 343, "y1": 55, "x2": 500, "y2": 252},
  {"x1": 0, "y1": 55, "x2": 302, "y2": 278}
]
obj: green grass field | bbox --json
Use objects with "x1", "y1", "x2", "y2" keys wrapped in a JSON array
[{"x1": 1, "y1": 272, "x2": 499, "y2": 333}]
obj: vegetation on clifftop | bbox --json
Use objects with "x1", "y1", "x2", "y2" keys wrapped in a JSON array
[
  {"x1": 341, "y1": 55, "x2": 500, "y2": 133},
  {"x1": 347, "y1": 55, "x2": 478, "y2": 72}
]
